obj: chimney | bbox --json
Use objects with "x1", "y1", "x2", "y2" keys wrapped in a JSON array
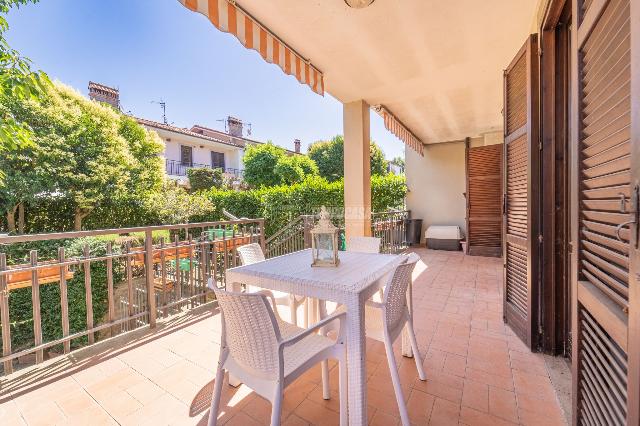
[
  {"x1": 227, "y1": 116, "x2": 244, "y2": 137},
  {"x1": 294, "y1": 139, "x2": 301, "y2": 153},
  {"x1": 88, "y1": 81, "x2": 120, "y2": 110}
]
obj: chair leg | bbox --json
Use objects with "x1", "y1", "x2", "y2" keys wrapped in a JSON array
[
  {"x1": 303, "y1": 298, "x2": 309, "y2": 328},
  {"x1": 290, "y1": 295, "x2": 298, "y2": 326},
  {"x1": 270, "y1": 387, "x2": 283, "y2": 426},
  {"x1": 319, "y1": 298, "x2": 331, "y2": 400},
  {"x1": 321, "y1": 360, "x2": 331, "y2": 400},
  {"x1": 407, "y1": 319, "x2": 426, "y2": 381},
  {"x1": 207, "y1": 365, "x2": 225, "y2": 426},
  {"x1": 384, "y1": 336, "x2": 411, "y2": 426},
  {"x1": 338, "y1": 350, "x2": 348, "y2": 426}
]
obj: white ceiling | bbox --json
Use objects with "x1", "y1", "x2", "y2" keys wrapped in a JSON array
[{"x1": 238, "y1": 0, "x2": 539, "y2": 144}]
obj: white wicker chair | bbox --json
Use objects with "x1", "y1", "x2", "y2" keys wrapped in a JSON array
[
  {"x1": 320, "y1": 253, "x2": 425, "y2": 426},
  {"x1": 346, "y1": 236, "x2": 381, "y2": 253},
  {"x1": 209, "y1": 288, "x2": 347, "y2": 426},
  {"x1": 235, "y1": 243, "x2": 308, "y2": 326}
]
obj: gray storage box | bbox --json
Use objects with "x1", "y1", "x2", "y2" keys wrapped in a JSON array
[{"x1": 425, "y1": 226, "x2": 463, "y2": 251}]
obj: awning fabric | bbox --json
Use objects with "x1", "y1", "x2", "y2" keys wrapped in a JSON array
[
  {"x1": 180, "y1": 0, "x2": 324, "y2": 96},
  {"x1": 373, "y1": 105, "x2": 424, "y2": 156}
]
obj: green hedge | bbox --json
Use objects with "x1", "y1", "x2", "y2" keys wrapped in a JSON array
[
  {"x1": 1, "y1": 174, "x2": 407, "y2": 237},
  {"x1": 16, "y1": 196, "x2": 159, "y2": 234},
  {"x1": 1, "y1": 237, "x2": 120, "y2": 355},
  {"x1": 206, "y1": 174, "x2": 406, "y2": 236}
]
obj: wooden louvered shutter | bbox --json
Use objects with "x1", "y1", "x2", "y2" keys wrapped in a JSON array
[
  {"x1": 572, "y1": 0, "x2": 639, "y2": 423},
  {"x1": 503, "y1": 35, "x2": 540, "y2": 349},
  {"x1": 466, "y1": 143, "x2": 503, "y2": 257}
]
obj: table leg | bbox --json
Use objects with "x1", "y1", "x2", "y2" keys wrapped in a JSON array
[
  {"x1": 228, "y1": 281, "x2": 242, "y2": 387},
  {"x1": 345, "y1": 297, "x2": 367, "y2": 426}
]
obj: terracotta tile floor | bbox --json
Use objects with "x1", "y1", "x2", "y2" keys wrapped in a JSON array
[{"x1": 0, "y1": 249, "x2": 567, "y2": 425}]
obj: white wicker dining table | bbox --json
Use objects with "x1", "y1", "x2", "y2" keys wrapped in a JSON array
[{"x1": 224, "y1": 248, "x2": 406, "y2": 426}]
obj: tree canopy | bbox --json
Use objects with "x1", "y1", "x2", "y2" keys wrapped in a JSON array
[
  {"x1": 187, "y1": 167, "x2": 224, "y2": 192},
  {"x1": 390, "y1": 156, "x2": 405, "y2": 169},
  {"x1": 0, "y1": 82, "x2": 164, "y2": 231},
  {"x1": 242, "y1": 142, "x2": 318, "y2": 187},
  {"x1": 146, "y1": 182, "x2": 213, "y2": 224},
  {"x1": 0, "y1": 0, "x2": 50, "y2": 153},
  {"x1": 274, "y1": 155, "x2": 319, "y2": 185},
  {"x1": 242, "y1": 142, "x2": 286, "y2": 187},
  {"x1": 307, "y1": 135, "x2": 388, "y2": 182}
]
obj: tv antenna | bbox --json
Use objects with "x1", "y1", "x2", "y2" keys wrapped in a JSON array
[
  {"x1": 152, "y1": 99, "x2": 167, "y2": 124},
  {"x1": 215, "y1": 118, "x2": 228, "y2": 133},
  {"x1": 215, "y1": 117, "x2": 253, "y2": 137}
]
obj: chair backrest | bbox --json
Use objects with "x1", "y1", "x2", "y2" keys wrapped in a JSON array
[
  {"x1": 237, "y1": 243, "x2": 266, "y2": 265},
  {"x1": 383, "y1": 253, "x2": 420, "y2": 331},
  {"x1": 213, "y1": 288, "x2": 281, "y2": 378},
  {"x1": 346, "y1": 236, "x2": 381, "y2": 254}
]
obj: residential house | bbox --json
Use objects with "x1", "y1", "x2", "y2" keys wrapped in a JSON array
[
  {"x1": 88, "y1": 82, "x2": 301, "y2": 186},
  {"x1": 137, "y1": 117, "x2": 246, "y2": 185}
]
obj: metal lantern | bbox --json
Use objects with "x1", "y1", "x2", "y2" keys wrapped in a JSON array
[{"x1": 311, "y1": 206, "x2": 340, "y2": 267}]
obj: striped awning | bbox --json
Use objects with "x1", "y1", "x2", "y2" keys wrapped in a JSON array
[
  {"x1": 373, "y1": 105, "x2": 424, "y2": 156},
  {"x1": 180, "y1": 0, "x2": 324, "y2": 96}
]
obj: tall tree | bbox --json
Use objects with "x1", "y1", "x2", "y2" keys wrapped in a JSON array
[
  {"x1": 0, "y1": 82, "x2": 164, "y2": 231},
  {"x1": 242, "y1": 142, "x2": 287, "y2": 187},
  {"x1": 369, "y1": 142, "x2": 388, "y2": 176},
  {"x1": 274, "y1": 155, "x2": 318, "y2": 185},
  {"x1": 0, "y1": 140, "x2": 41, "y2": 232},
  {"x1": 308, "y1": 135, "x2": 388, "y2": 181},
  {"x1": 0, "y1": 0, "x2": 50, "y2": 154},
  {"x1": 308, "y1": 135, "x2": 344, "y2": 181},
  {"x1": 116, "y1": 116, "x2": 165, "y2": 204},
  {"x1": 390, "y1": 156, "x2": 405, "y2": 169}
]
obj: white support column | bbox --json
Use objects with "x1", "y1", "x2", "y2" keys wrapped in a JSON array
[{"x1": 343, "y1": 100, "x2": 372, "y2": 239}]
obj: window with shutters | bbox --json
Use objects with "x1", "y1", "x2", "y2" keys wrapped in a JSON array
[
  {"x1": 211, "y1": 151, "x2": 225, "y2": 170},
  {"x1": 180, "y1": 145, "x2": 193, "y2": 166}
]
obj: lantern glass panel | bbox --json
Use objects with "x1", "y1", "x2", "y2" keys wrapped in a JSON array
[{"x1": 314, "y1": 233, "x2": 335, "y2": 262}]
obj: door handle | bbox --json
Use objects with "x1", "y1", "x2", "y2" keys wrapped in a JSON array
[
  {"x1": 616, "y1": 184, "x2": 639, "y2": 248},
  {"x1": 615, "y1": 220, "x2": 634, "y2": 242}
]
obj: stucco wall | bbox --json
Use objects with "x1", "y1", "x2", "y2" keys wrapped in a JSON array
[
  {"x1": 406, "y1": 142, "x2": 467, "y2": 243},
  {"x1": 406, "y1": 131, "x2": 503, "y2": 244},
  {"x1": 150, "y1": 127, "x2": 243, "y2": 172}
]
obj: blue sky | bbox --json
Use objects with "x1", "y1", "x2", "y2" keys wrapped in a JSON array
[{"x1": 6, "y1": 0, "x2": 404, "y2": 159}]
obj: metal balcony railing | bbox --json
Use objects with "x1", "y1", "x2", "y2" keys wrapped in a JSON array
[
  {"x1": 0, "y1": 219, "x2": 264, "y2": 375},
  {"x1": 264, "y1": 210, "x2": 410, "y2": 258},
  {"x1": 371, "y1": 210, "x2": 410, "y2": 254},
  {"x1": 164, "y1": 159, "x2": 243, "y2": 178}
]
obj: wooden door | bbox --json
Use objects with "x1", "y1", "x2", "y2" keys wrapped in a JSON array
[
  {"x1": 571, "y1": 0, "x2": 639, "y2": 423},
  {"x1": 466, "y1": 143, "x2": 503, "y2": 257},
  {"x1": 540, "y1": 0, "x2": 573, "y2": 356},
  {"x1": 503, "y1": 35, "x2": 540, "y2": 349}
]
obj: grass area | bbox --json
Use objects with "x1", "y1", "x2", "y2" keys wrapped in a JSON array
[{"x1": 94, "y1": 229, "x2": 171, "y2": 244}]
